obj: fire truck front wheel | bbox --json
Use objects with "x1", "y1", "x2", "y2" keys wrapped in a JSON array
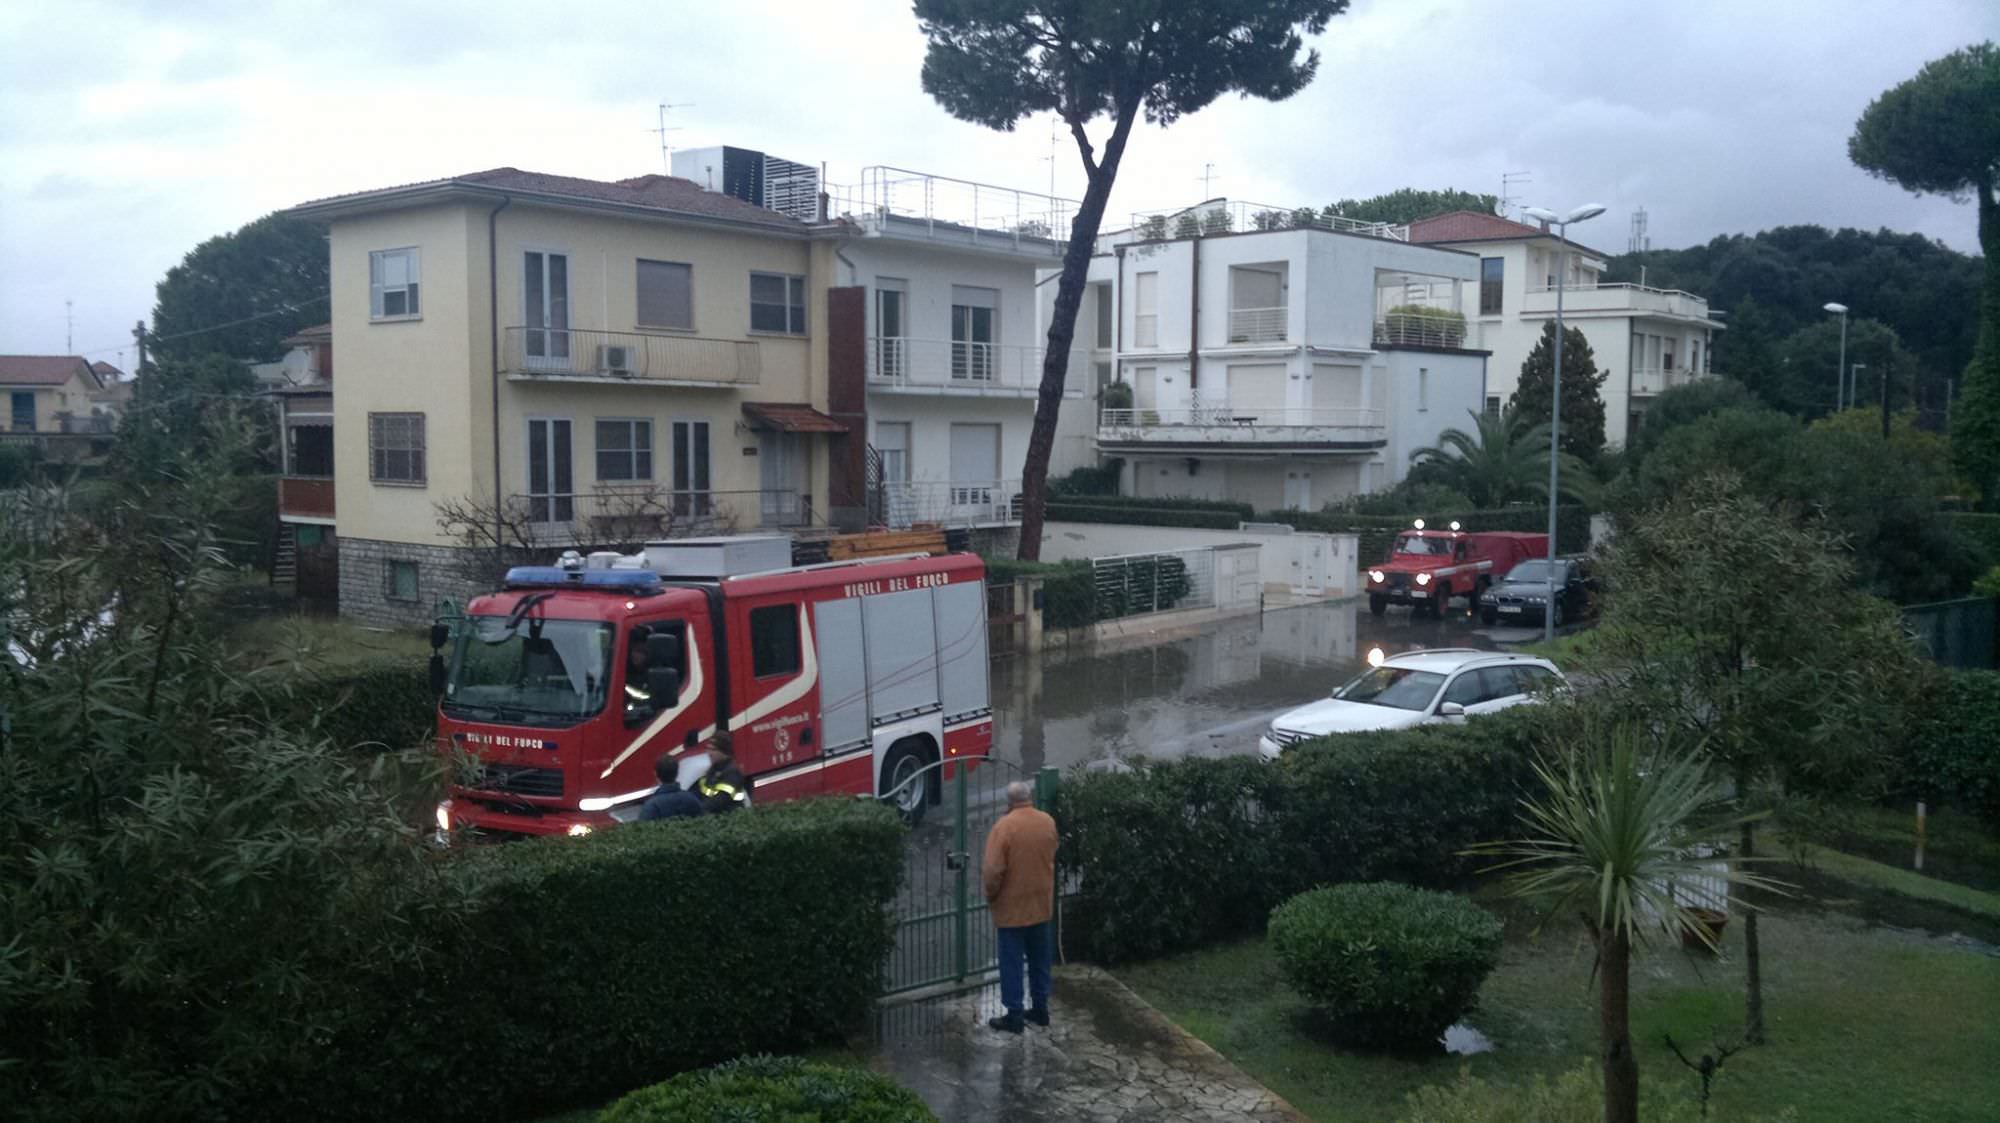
[{"x1": 882, "y1": 740, "x2": 935, "y2": 826}]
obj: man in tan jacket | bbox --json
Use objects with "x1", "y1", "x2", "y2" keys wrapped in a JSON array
[{"x1": 982, "y1": 780, "x2": 1058, "y2": 1034}]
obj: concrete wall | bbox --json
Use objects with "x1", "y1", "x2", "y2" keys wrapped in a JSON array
[{"x1": 1039, "y1": 520, "x2": 1359, "y2": 598}]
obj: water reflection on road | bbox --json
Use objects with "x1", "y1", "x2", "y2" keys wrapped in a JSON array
[{"x1": 989, "y1": 599, "x2": 1502, "y2": 774}]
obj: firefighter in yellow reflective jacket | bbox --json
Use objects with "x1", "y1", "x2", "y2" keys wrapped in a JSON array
[{"x1": 692, "y1": 735, "x2": 749, "y2": 815}]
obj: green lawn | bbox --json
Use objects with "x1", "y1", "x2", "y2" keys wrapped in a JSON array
[
  {"x1": 224, "y1": 611, "x2": 430, "y2": 670},
  {"x1": 1118, "y1": 892, "x2": 2000, "y2": 1123}
]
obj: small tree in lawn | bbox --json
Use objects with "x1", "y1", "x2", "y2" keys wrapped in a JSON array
[
  {"x1": 1595, "y1": 474, "x2": 1926, "y2": 1044},
  {"x1": 913, "y1": 0, "x2": 1351, "y2": 558},
  {"x1": 1511, "y1": 322, "x2": 1607, "y2": 459},
  {"x1": 1848, "y1": 41, "x2": 2000, "y2": 508}
]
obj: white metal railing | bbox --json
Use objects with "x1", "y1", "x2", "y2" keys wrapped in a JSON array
[
  {"x1": 826, "y1": 167, "x2": 1078, "y2": 249},
  {"x1": 502, "y1": 327, "x2": 761, "y2": 386},
  {"x1": 1528, "y1": 281, "x2": 1706, "y2": 301},
  {"x1": 866, "y1": 336, "x2": 1087, "y2": 394},
  {"x1": 509, "y1": 488, "x2": 808, "y2": 546},
  {"x1": 1373, "y1": 313, "x2": 1468, "y2": 348},
  {"x1": 1630, "y1": 367, "x2": 1711, "y2": 396},
  {"x1": 877, "y1": 479, "x2": 1022, "y2": 528},
  {"x1": 1099, "y1": 407, "x2": 1386, "y2": 432},
  {"x1": 1091, "y1": 547, "x2": 1217, "y2": 620},
  {"x1": 1121, "y1": 199, "x2": 1409, "y2": 244},
  {"x1": 1227, "y1": 306, "x2": 1286, "y2": 343}
]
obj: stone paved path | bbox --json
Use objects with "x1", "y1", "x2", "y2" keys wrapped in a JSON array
[{"x1": 867, "y1": 966, "x2": 1309, "y2": 1123}]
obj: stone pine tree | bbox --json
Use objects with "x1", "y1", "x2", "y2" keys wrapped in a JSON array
[
  {"x1": 151, "y1": 212, "x2": 331, "y2": 365},
  {"x1": 912, "y1": 0, "x2": 1350, "y2": 559},
  {"x1": 1510, "y1": 322, "x2": 1607, "y2": 459},
  {"x1": 1849, "y1": 41, "x2": 2000, "y2": 507}
]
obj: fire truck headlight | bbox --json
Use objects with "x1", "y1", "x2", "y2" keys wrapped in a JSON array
[
  {"x1": 567, "y1": 823, "x2": 594, "y2": 838},
  {"x1": 1415, "y1": 572, "x2": 1432, "y2": 586},
  {"x1": 434, "y1": 801, "x2": 451, "y2": 834},
  {"x1": 1368, "y1": 569, "x2": 1385, "y2": 583}
]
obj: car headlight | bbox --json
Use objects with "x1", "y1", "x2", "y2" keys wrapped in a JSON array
[
  {"x1": 567, "y1": 823, "x2": 593, "y2": 837},
  {"x1": 1369, "y1": 569, "x2": 1385, "y2": 583},
  {"x1": 1415, "y1": 572, "x2": 1432, "y2": 586},
  {"x1": 434, "y1": 801, "x2": 451, "y2": 833},
  {"x1": 1526, "y1": 594, "x2": 1546, "y2": 603}
]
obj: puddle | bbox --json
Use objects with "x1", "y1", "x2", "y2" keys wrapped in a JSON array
[{"x1": 1442, "y1": 1023, "x2": 1495, "y2": 1055}]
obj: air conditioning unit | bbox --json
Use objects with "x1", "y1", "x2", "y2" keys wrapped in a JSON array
[{"x1": 597, "y1": 344, "x2": 634, "y2": 375}]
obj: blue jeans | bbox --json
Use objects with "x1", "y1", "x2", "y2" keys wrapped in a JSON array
[
  {"x1": 996, "y1": 922, "x2": 1051, "y2": 1014},
  {"x1": 638, "y1": 790, "x2": 702, "y2": 821}
]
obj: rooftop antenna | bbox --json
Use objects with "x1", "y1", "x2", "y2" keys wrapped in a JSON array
[
  {"x1": 1629, "y1": 207, "x2": 1651, "y2": 253},
  {"x1": 650, "y1": 101, "x2": 694, "y2": 173},
  {"x1": 1500, "y1": 171, "x2": 1531, "y2": 220},
  {"x1": 66, "y1": 299, "x2": 72, "y2": 353},
  {"x1": 1199, "y1": 162, "x2": 1220, "y2": 198}
]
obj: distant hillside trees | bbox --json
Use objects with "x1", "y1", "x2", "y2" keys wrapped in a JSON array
[{"x1": 1324, "y1": 187, "x2": 1500, "y2": 226}]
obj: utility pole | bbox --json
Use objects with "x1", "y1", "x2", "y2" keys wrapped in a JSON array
[{"x1": 66, "y1": 299, "x2": 73, "y2": 352}]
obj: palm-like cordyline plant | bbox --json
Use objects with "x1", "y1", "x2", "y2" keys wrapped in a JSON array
[
  {"x1": 1409, "y1": 408, "x2": 1598, "y2": 508},
  {"x1": 1471, "y1": 724, "x2": 1784, "y2": 1123}
]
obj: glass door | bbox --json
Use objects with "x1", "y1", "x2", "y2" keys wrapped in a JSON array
[
  {"x1": 875, "y1": 279, "x2": 907, "y2": 382},
  {"x1": 524, "y1": 251, "x2": 570, "y2": 369},
  {"x1": 527, "y1": 418, "x2": 574, "y2": 523}
]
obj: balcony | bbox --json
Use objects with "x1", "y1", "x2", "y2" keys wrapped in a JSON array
[
  {"x1": 502, "y1": 327, "x2": 760, "y2": 387},
  {"x1": 508, "y1": 488, "x2": 812, "y2": 547},
  {"x1": 1227, "y1": 306, "x2": 1287, "y2": 344},
  {"x1": 278, "y1": 476, "x2": 335, "y2": 521},
  {"x1": 866, "y1": 336, "x2": 1087, "y2": 397},
  {"x1": 1523, "y1": 283, "x2": 1712, "y2": 323},
  {"x1": 1630, "y1": 367, "x2": 1713, "y2": 397},
  {"x1": 874, "y1": 479, "x2": 1023, "y2": 528},
  {"x1": 1098, "y1": 407, "x2": 1387, "y2": 451},
  {"x1": 1373, "y1": 311, "x2": 1468, "y2": 349},
  {"x1": 826, "y1": 167, "x2": 1076, "y2": 258}
]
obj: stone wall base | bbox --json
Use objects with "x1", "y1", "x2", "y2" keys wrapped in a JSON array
[{"x1": 337, "y1": 537, "x2": 486, "y2": 629}]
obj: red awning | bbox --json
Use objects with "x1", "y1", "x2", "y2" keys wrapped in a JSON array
[{"x1": 741, "y1": 402, "x2": 848, "y2": 433}]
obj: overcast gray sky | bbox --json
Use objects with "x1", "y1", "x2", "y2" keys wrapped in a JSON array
[{"x1": 2, "y1": 0, "x2": 1993, "y2": 364}]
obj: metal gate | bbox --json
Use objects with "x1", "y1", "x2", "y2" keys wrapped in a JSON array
[{"x1": 878, "y1": 756, "x2": 1058, "y2": 998}]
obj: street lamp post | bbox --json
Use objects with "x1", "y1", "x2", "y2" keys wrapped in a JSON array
[
  {"x1": 1824, "y1": 302, "x2": 1849, "y2": 411},
  {"x1": 1521, "y1": 203, "x2": 1606, "y2": 643},
  {"x1": 1850, "y1": 364, "x2": 1867, "y2": 416}
]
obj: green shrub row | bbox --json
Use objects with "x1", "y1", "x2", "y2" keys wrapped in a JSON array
[
  {"x1": 600, "y1": 1056, "x2": 936, "y2": 1123},
  {"x1": 1902, "y1": 669, "x2": 2000, "y2": 827},
  {"x1": 1947, "y1": 512, "x2": 2000, "y2": 562},
  {"x1": 264, "y1": 798, "x2": 906, "y2": 1122},
  {"x1": 260, "y1": 659, "x2": 439, "y2": 753},
  {"x1": 1053, "y1": 712, "x2": 1543, "y2": 963},
  {"x1": 1048, "y1": 460, "x2": 1124, "y2": 498},
  {"x1": 1269, "y1": 882, "x2": 1502, "y2": 1047}
]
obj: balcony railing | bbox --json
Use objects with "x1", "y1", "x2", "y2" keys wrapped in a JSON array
[
  {"x1": 1227, "y1": 306, "x2": 1287, "y2": 344},
  {"x1": 826, "y1": 167, "x2": 1077, "y2": 253},
  {"x1": 866, "y1": 336, "x2": 1087, "y2": 396},
  {"x1": 508, "y1": 488, "x2": 811, "y2": 546},
  {"x1": 1522, "y1": 283, "x2": 1712, "y2": 321},
  {"x1": 502, "y1": 327, "x2": 761, "y2": 386},
  {"x1": 278, "y1": 476, "x2": 335, "y2": 520},
  {"x1": 1099, "y1": 407, "x2": 1387, "y2": 446},
  {"x1": 1372, "y1": 312, "x2": 1468, "y2": 349},
  {"x1": 1119, "y1": 200, "x2": 1409, "y2": 246},
  {"x1": 1630, "y1": 367, "x2": 1712, "y2": 396},
  {"x1": 875, "y1": 479, "x2": 1023, "y2": 528}
]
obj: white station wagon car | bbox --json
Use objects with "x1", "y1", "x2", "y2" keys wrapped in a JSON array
[{"x1": 1258, "y1": 648, "x2": 1567, "y2": 760}]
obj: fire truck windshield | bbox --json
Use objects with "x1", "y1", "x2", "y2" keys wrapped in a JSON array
[
  {"x1": 442, "y1": 615, "x2": 614, "y2": 725},
  {"x1": 1393, "y1": 535, "x2": 1448, "y2": 556}
]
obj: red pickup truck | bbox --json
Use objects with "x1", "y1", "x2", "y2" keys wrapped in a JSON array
[{"x1": 1366, "y1": 523, "x2": 1549, "y2": 617}]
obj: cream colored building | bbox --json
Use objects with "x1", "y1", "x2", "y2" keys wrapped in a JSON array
[
  {"x1": 0, "y1": 355, "x2": 113, "y2": 464},
  {"x1": 292, "y1": 168, "x2": 842, "y2": 624}
]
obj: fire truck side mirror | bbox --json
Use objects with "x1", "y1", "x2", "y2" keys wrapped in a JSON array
[
  {"x1": 427, "y1": 654, "x2": 447, "y2": 696},
  {"x1": 645, "y1": 630, "x2": 682, "y2": 667},
  {"x1": 647, "y1": 666, "x2": 682, "y2": 709},
  {"x1": 429, "y1": 623, "x2": 450, "y2": 651}
]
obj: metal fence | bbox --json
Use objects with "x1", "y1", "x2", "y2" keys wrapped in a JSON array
[
  {"x1": 1902, "y1": 596, "x2": 1997, "y2": 670},
  {"x1": 1090, "y1": 547, "x2": 1216, "y2": 622}
]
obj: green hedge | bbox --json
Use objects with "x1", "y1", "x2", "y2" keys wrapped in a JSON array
[
  {"x1": 599, "y1": 1056, "x2": 935, "y2": 1122},
  {"x1": 1049, "y1": 460, "x2": 1123, "y2": 497},
  {"x1": 1949, "y1": 512, "x2": 2000, "y2": 563},
  {"x1": 1269, "y1": 882, "x2": 1502, "y2": 1047},
  {"x1": 1264, "y1": 505, "x2": 1592, "y2": 568},
  {"x1": 1904, "y1": 669, "x2": 2000, "y2": 827},
  {"x1": 1054, "y1": 711, "x2": 1543, "y2": 963},
  {"x1": 271, "y1": 798, "x2": 905, "y2": 1122},
  {"x1": 264, "y1": 659, "x2": 439, "y2": 753}
]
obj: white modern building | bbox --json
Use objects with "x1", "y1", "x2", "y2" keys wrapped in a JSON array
[
  {"x1": 1046, "y1": 201, "x2": 1492, "y2": 512},
  {"x1": 1406, "y1": 211, "x2": 1720, "y2": 447},
  {"x1": 825, "y1": 167, "x2": 1086, "y2": 529}
]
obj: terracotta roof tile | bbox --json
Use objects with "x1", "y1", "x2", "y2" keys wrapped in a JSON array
[
  {"x1": 0, "y1": 355, "x2": 96, "y2": 387},
  {"x1": 741, "y1": 402, "x2": 847, "y2": 433},
  {"x1": 1406, "y1": 210, "x2": 1608, "y2": 258},
  {"x1": 295, "y1": 167, "x2": 808, "y2": 231}
]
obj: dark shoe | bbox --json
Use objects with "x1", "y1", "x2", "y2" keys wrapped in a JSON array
[
  {"x1": 987, "y1": 1011, "x2": 1023, "y2": 1034},
  {"x1": 1025, "y1": 1007, "x2": 1050, "y2": 1028}
]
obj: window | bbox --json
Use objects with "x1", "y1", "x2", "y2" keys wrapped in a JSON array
[
  {"x1": 875, "y1": 421, "x2": 910, "y2": 484},
  {"x1": 1133, "y1": 271, "x2": 1159, "y2": 347},
  {"x1": 1663, "y1": 346, "x2": 1676, "y2": 372},
  {"x1": 288, "y1": 423, "x2": 334, "y2": 477},
  {"x1": 749, "y1": 604, "x2": 801, "y2": 677},
  {"x1": 636, "y1": 259, "x2": 693, "y2": 329},
  {"x1": 1442, "y1": 672, "x2": 1488, "y2": 708},
  {"x1": 1418, "y1": 368, "x2": 1429, "y2": 412},
  {"x1": 527, "y1": 418, "x2": 574, "y2": 522},
  {"x1": 1093, "y1": 283, "x2": 1113, "y2": 349},
  {"x1": 1692, "y1": 340, "x2": 1703, "y2": 374},
  {"x1": 670, "y1": 420, "x2": 711, "y2": 516},
  {"x1": 750, "y1": 272, "x2": 806, "y2": 334},
  {"x1": 595, "y1": 418, "x2": 653, "y2": 481},
  {"x1": 368, "y1": 412, "x2": 425, "y2": 484},
  {"x1": 1485, "y1": 394, "x2": 1502, "y2": 419},
  {"x1": 949, "y1": 422, "x2": 1000, "y2": 505},
  {"x1": 875, "y1": 278, "x2": 908, "y2": 379},
  {"x1": 10, "y1": 391, "x2": 35, "y2": 431},
  {"x1": 951, "y1": 285, "x2": 998, "y2": 381},
  {"x1": 295, "y1": 524, "x2": 323, "y2": 547},
  {"x1": 524, "y1": 251, "x2": 571, "y2": 364},
  {"x1": 370, "y1": 248, "x2": 421, "y2": 319},
  {"x1": 386, "y1": 560, "x2": 419, "y2": 601},
  {"x1": 1479, "y1": 258, "x2": 1503, "y2": 315}
]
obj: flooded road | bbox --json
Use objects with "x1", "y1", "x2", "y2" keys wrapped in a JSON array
[{"x1": 987, "y1": 598, "x2": 1504, "y2": 774}]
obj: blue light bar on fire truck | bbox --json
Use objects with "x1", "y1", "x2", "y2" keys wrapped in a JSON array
[{"x1": 502, "y1": 566, "x2": 664, "y2": 593}]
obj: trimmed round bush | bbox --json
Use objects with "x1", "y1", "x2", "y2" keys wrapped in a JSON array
[
  {"x1": 1268, "y1": 882, "x2": 1503, "y2": 1048},
  {"x1": 598, "y1": 1056, "x2": 936, "y2": 1122}
]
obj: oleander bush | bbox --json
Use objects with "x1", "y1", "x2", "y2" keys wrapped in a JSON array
[
  {"x1": 597, "y1": 1055, "x2": 936, "y2": 1123},
  {"x1": 1268, "y1": 882, "x2": 1502, "y2": 1048}
]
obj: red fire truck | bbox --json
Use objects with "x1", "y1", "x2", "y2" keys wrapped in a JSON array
[
  {"x1": 1365, "y1": 520, "x2": 1549, "y2": 617},
  {"x1": 429, "y1": 536, "x2": 992, "y2": 839}
]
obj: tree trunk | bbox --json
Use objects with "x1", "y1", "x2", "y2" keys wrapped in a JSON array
[
  {"x1": 1740, "y1": 813, "x2": 1766, "y2": 1044},
  {"x1": 1966, "y1": 175, "x2": 2000, "y2": 507},
  {"x1": 1600, "y1": 926, "x2": 1638, "y2": 1123},
  {"x1": 1016, "y1": 103, "x2": 1141, "y2": 560}
]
